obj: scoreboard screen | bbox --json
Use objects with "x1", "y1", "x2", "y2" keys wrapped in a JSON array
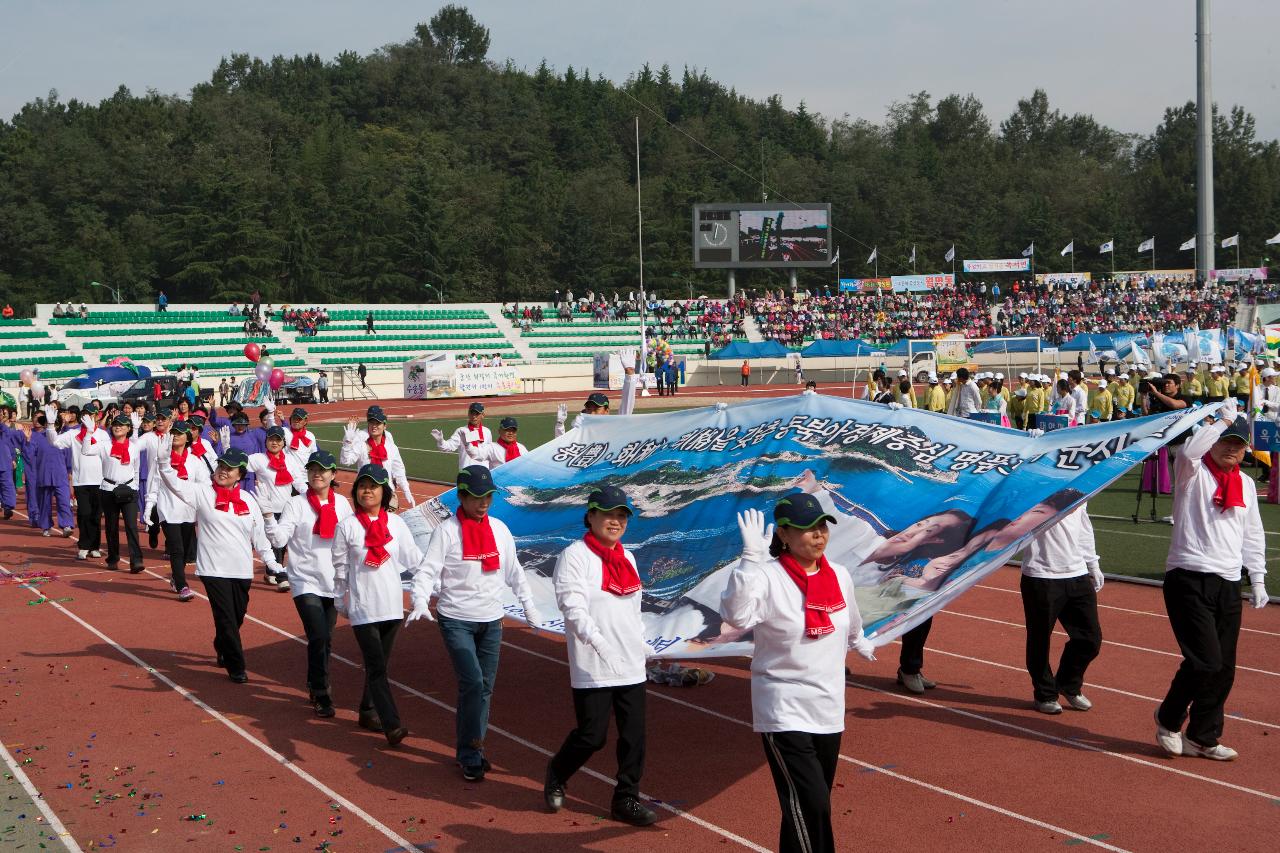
[{"x1": 693, "y1": 203, "x2": 832, "y2": 269}]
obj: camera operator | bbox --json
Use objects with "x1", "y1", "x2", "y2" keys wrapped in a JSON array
[{"x1": 1142, "y1": 373, "x2": 1189, "y2": 417}]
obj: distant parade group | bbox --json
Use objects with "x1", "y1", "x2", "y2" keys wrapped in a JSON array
[{"x1": 0, "y1": 365, "x2": 1269, "y2": 853}]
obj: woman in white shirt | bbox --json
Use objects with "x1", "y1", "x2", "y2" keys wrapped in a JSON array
[
  {"x1": 158, "y1": 446, "x2": 283, "y2": 683},
  {"x1": 543, "y1": 486, "x2": 656, "y2": 827},
  {"x1": 720, "y1": 494, "x2": 875, "y2": 853},
  {"x1": 332, "y1": 463, "x2": 427, "y2": 747},
  {"x1": 339, "y1": 406, "x2": 415, "y2": 509},
  {"x1": 147, "y1": 420, "x2": 209, "y2": 601},
  {"x1": 408, "y1": 465, "x2": 540, "y2": 781},
  {"x1": 266, "y1": 449, "x2": 352, "y2": 718},
  {"x1": 81, "y1": 412, "x2": 145, "y2": 572},
  {"x1": 248, "y1": 425, "x2": 305, "y2": 591}
]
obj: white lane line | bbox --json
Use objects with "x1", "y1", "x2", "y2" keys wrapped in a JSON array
[
  {"x1": 505, "y1": 641, "x2": 1132, "y2": 851},
  {"x1": 973, "y1": 583, "x2": 1280, "y2": 637},
  {"x1": 0, "y1": 737, "x2": 82, "y2": 852},
  {"x1": 938, "y1": 610, "x2": 1280, "y2": 677},
  {"x1": 136, "y1": 569, "x2": 767, "y2": 852},
  {"x1": 0, "y1": 566, "x2": 418, "y2": 853},
  {"x1": 845, "y1": 677, "x2": 1280, "y2": 804}
]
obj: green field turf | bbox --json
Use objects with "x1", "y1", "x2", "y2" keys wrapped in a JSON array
[{"x1": 310, "y1": 413, "x2": 1278, "y2": 597}]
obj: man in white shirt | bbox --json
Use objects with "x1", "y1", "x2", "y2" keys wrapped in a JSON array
[
  {"x1": 408, "y1": 465, "x2": 540, "y2": 782},
  {"x1": 483, "y1": 417, "x2": 527, "y2": 468},
  {"x1": 1156, "y1": 401, "x2": 1269, "y2": 760},
  {"x1": 945, "y1": 367, "x2": 982, "y2": 418},
  {"x1": 1019, "y1": 501, "x2": 1104, "y2": 714},
  {"x1": 433, "y1": 402, "x2": 494, "y2": 470},
  {"x1": 1251, "y1": 368, "x2": 1280, "y2": 421}
]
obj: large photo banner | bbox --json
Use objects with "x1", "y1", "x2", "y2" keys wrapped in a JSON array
[{"x1": 407, "y1": 395, "x2": 1207, "y2": 659}]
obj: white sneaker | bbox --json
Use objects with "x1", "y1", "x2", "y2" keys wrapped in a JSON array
[
  {"x1": 42, "y1": 529, "x2": 51, "y2": 537},
  {"x1": 1182, "y1": 740, "x2": 1237, "y2": 761},
  {"x1": 1062, "y1": 692, "x2": 1093, "y2": 711},
  {"x1": 1155, "y1": 710, "x2": 1183, "y2": 756},
  {"x1": 90, "y1": 550, "x2": 102, "y2": 557},
  {"x1": 1035, "y1": 700, "x2": 1063, "y2": 715}
]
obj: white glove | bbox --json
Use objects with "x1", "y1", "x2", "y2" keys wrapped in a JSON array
[
  {"x1": 401, "y1": 487, "x2": 417, "y2": 508},
  {"x1": 333, "y1": 580, "x2": 348, "y2": 615},
  {"x1": 1087, "y1": 563, "x2": 1105, "y2": 592},
  {"x1": 160, "y1": 433, "x2": 173, "y2": 456},
  {"x1": 737, "y1": 508, "x2": 774, "y2": 564},
  {"x1": 343, "y1": 421, "x2": 357, "y2": 442},
  {"x1": 130, "y1": 411, "x2": 142, "y2": 430},
  {"x1": 218, "y1": 425, "x2": 230, "y2": 448},
  {"x1": 263, "y1": 397, "x2": 275, "y2": 413},
  {"x1": 262, "y1": 514, "x2": 277, "y2": 537},
  {"x1": 555, "y1": 403, "x2": 568, "y2": 424},
  {"x1": 404, "y1": 597, "x2": 434, "y2": 625},
  {"x1": 1027, "y1": 428, "x2": 1045, "y2": 438},
  {"x1": 715, "y1": 402, "x2": 728, "y2": 411},
  {"x1": 849, "y1": 629, "x2": 877, "y2": 662},
  {"x1": 1219, "y1": 396, "x2": 1238, "y2": 421},
  {"x1": 522, "y1": 604, "x2": 542, "y2": 636},
  {"x1": 887, "y1": 402, "x2": 904, "y2": 410},
  {"x1": 1249, "y1": 572, "x2": 1269, "y2": 609},
  {"x1": 596, "y1": 647, "x2": 626, "y2": 676},
  {"x1": 43, "y1": 404, "x2": 58, "y2": 424},
  {"x1": 430, "y1": 428, "x2": 444, "y2": 445}
]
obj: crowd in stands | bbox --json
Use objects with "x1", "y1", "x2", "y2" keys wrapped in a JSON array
[
  {"x1": 751, "y1": 286, "x2": 993, "y2": 347},
  {"x1": 52, "y1": 302, "x2": 89, "y2": 319},
  {"x1": 455, "y1": 352, "x2": 506, "y2": 368},
  {"x1": 1239, "y1": 278, "x2": 1280, "y2": 304},
  {"x1": 278, "y1": 306, "x2": 331, "y2": 337},
  {"x1": 504, "y1": 294, "x2": 745, "y2": 349}
]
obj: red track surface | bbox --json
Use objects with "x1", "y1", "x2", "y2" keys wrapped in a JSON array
[{"x1": 1, "y1": 411, "x2": 1277, "y2": 852}]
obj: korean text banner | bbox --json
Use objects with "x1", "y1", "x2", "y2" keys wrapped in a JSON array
[
  {"x1": 409, "y1": 396, "x2": 1205, "y2": 659},
  {"x1": 963, "y1": 258, "x2": 1031, "y2": 273}
]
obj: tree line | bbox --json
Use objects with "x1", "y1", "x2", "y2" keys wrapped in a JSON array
[{"x1": 1, "y1": 5, "x2": 1277, "y2": 314}]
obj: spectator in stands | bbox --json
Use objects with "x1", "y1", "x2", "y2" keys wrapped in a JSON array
[
  {"x1": 317, "y1": 371, "x2": 329, "y2": 404},
  {"x1": 2, "y1": 304, "x2": 15, "y2": 319},
  {"x1": 78, "y1": 303, "x2": 88, "y2": 319},
  {"x1": 228, "y1": 302, "x2": 239, "y2": 315},
  {"x1": 52, "y1": 302, "x2": 66, "y2": 318},
  {"x1": 156, "y1": 291, "x2": 168, "y2": 313},
  {"x1": 357, "y1": 363, "x2": 367, "y2": 388},
  {"x1": 365, "y1": 311, "x2": 375, "y2": 335}
]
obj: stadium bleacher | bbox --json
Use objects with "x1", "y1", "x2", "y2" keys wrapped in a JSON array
[{"x1": 0, "y1": 318, "x2": 88, "y2": 381}]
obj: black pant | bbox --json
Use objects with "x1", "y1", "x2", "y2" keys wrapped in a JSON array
[
  {"x1": 73, "y1": 485, "x2": 101, "y2": 551},
  {"x1": 353, "y1": 620, "x2": 401, "y2": 730},
  {"x1": 162, "y1": 521, "x2": 196, "y2": 590},
  {"x1": 1020, "y1": 574, "x2": 1102, "y2": 702},
  {"x1": 269, "y1": 511, "x2": 287, "y2": 571},
  {"x1": 899, "y1": 618, "x2": 932, "y2": 674},
  {"x1": 294, "y1": 594, "x2": 337, "y2": 696},
  {"x1": 319, "y1": 388, "x2": 329, "y2": 403},
  {"x1": 761, "y1": 731, "x2": 842, "y2": 853},
  {"x1": 741, "y1": 374, "x2": 749, "y2": 386},
  {"x1": 1158, "y1": 568, "x2": 1242, "y2": 748},
  {"x1": 101, "y1": 489, "x2": 142, "y2": 569},
  {"x1": 201, "y1": 576, "x2": 252, "y2": 676},
  {"x1": 148, "y1": 505, "x2": 163, "y2": 549},
  {"x1": 550, "y1": 682, "x2": 646, "y2": 800}
]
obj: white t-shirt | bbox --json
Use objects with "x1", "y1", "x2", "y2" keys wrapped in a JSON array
[
  {"x1": 247, "y1": 451, "x2": 305, "y2": 514},
  {"x1": 333, "y1": 512, "x2": 424, "y2": 626},
  {"x1": 412, "y1": 515, "x2": 536, "y2": 623},
  {"x1": 269, "y1": 490, "x2": 354, "y2": 598},
  {"x1": 437, "y1": 424, "x2": 494, "y2": 470},
  {"x1": 148, "y1": 445, "x2": 211, "y2": 524},
  {"x1": 553, "y1": 539, "x2": 648, "y2": 689},
  {"x1": 157, "y1": 462, "x2": 278, "y2": 579},
  {"x1": 1020, "y1": 504, "x2": 1097, "y2": 579}
]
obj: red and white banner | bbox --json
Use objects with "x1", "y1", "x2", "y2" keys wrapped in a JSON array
[{"x1": 962, "y1": 258, "x2": 1030, "y2": 273}]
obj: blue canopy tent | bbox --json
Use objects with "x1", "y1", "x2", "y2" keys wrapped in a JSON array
[
  {"x1": 799, "y1": 339, "x2": 883, "y2": 357},
  {"x1": 1058, "y1": 332, "x2": 1148, "y2": 352},
  {"x1": 886, "y1": 340, "x2": 934, "y2": 356},
  {"x1": 710, "y1": 340, "x2": 791, "y2": 360},
  {"x1": 972, "y1": 337, "x2": 1043, "y2": 354}
]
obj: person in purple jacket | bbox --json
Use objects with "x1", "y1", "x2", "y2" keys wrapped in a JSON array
[
  {"x1": 227, "y1": 410, "x2": 267, "y2": 493},
  {"x1": 23, "y1": 411, "x2": 74, "y2": 535},
  {"x1": 0, "y1": 405, "x2": 21, "y2": 518}
]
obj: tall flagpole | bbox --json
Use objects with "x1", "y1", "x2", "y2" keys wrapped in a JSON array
[
  {"x1": 1070, "y1": 238, "x2": 1074, "y2": 273},
  {"x1": 635, "y1": 116, "x2": 646, "y2": 366}
]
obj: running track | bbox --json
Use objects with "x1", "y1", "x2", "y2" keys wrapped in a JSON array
[{"x1": 1, "y1": 394, "x2": 1276, "y2": 851}]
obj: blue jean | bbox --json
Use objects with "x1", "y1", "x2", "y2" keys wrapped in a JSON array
[{"x1": 437, "y1": 615, "x2": 503, "y2": 767}]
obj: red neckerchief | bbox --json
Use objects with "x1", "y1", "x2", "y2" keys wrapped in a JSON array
[
  {"x1": 499, "y1": 439, "x2": 521, "y2": 461},
  {"x1": 77, "y1": 425, "x2": 96, "y2": 445},
  {"x1": 777, "y1": 552, "x2": 846, "y2": 638},
  {"x1": 355, "y1": 510, "x2": 392, "y2": 567},
  {"x1": 213, "y1": 484, "x2": 249, "y2": 515},
  {"x1": 366, "y1": 434, "x2": 388, "y2": 465},
  {"x1": 266, "y1": 449, "x2": 293, "y2": 486},
  {"x1": 170, "y1": 446, "x2": 189, "y2": 480},
  {"x1": 1202, "y1": 453, "x2": 1245, "y2": 512},
  {"x1": 467, "y1": 426, "x2": 484, "y2": 447},
  {"x1": 153, "y1": 426, "x2": 165, "y2": 436},
  {"x1": 307, "y1": 489, "x2": 337, "y2": 539},
  {"x1": 110, "y1": 438, "x2": 130, "y2": 465},
  {"x1": 456, "y1": 507, "x2": 500, "y2": 572},
  {"x1": 290, "y1": 430, "x2": 312, "y2": 450},
  {"x1": 190, "y1": 438, "x2": 207, "y2": 458},
  {"x1": 583, "y1": 531, "x2": 641, "y2": 596}
]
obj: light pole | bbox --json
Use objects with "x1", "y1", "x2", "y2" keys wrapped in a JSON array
[
  {"x1": 423, "y1": 283, "x2": 443, "y2": 304},
  {"x1": 89, "y1": 280, "x2": 121, "y2": 304}
]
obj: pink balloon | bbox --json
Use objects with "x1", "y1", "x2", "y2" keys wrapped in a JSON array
[
  {"x1": 268, "y1": 368, "x2": 286, "y2": 390},
  {"x1": 243, "y1": 343, "x2": 261, "y2": 363},
  {"x1": 18, "y1": 368, "x2": 33, "y2": 385}
]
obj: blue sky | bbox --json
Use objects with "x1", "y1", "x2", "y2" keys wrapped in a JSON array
[{"x1": 2, "y1": 1, "x2": 1276, "y2": 139}]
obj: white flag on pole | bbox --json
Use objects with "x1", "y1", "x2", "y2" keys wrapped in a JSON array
[
  {"x1": 866, "y1": 247, "x2": 877, "y2": 264},
  {"x1": 1220, "y1": 234, "x2": 1239, "y2": 249},
  {"x1": 1137, "y1": 237, "x2": 1155, "y2": 253},
  {"x1": 829, "y1": 247, "x2": 840, "y2": 266},
  {"x1": 1099, "y1": 239, "x2": 1114, "y2": 254},
  {"x1": 944, "y1": 245, "x2": 955, "y2": 262},
  {"x1": 1179, "y1": 236, "x2": 1196, "y2": 251},
  {"x1": 1060, "y1": 241, "x2": 1074, "y2": 256},
  {"x1": 1267, "y1": 232, "x2": 1280, "y2": 245},
  {"x1": 1021, "y1": 242, "x2": 1035, "y2": 257},
  {"x1": 909, "y1": 245, "x2": 916, "y2": 264}
]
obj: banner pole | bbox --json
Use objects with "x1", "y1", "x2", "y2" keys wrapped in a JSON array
[{"x1": 1070, "y1": 238, "x2": 1074, "y2": 273}]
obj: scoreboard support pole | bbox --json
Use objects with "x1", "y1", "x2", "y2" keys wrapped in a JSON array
[
  {"x1": 727, "y1": 269, "x2": 736, "y2": 299},
  {"x1": 789, "y1": 269, "x2": 798, "y2": 292}
]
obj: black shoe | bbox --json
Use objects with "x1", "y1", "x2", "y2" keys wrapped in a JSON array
[
  {"x1": 129, "y1": 562, "x2": 145, "y2": 574},
  {"x1": 358, "y1": 712, "x2": 383, "y2": 731},
  {"x1": 610, "y1": 795, "x2": 658, "y2": 827},
  {"x1": 216, "y1": 652, "x2": 225, "y2": 668},
  {"x1": 543, "y1": 763, "x2": 565, "y2": 813},
  {"x1": 461, "y1": 763, "x2": 485, "y2": 782},
  {"x1": 313, "y1": 697, "x2": 336, "y2": 718},
  {"x1": 384, "y1": 726, "x2": 408, "y2": 747},
  {"x1": 105, "y1": 562, "x2": 119, "y2": 571},
  {"x1": 229, "y1": 672, "x2": 249, "y2": 684},
  {"x1": 3, "y1": 508, "x2": 12, "y2": 519}
]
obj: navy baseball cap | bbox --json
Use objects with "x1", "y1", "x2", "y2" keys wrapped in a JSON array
[
  {"x1": 111, "y1": 414, "x2": 131, "y2": 427},
  {"x1": 355, "y1": 463, "x2": 390, "y2": 484},
  {"x1": 289, "y1": 407, "x2": 308, "y2": 421},
  {"x1": 225, "y1": 401, "x2": 243, "y2": 412},
  {"x1": 366, "y1": 405, "x2": 387, "y2": 423},
  {"x1": 468, "y1": 402, "x2": 485, "y2": 414},
  {"x1": 306, "y1": 449, "x2": 338, "y2": 470},
  {"x1": 587, "y1": 484, "x2": 633, "y2": 515},
  {"x1": 230, "y1": 412, "x2": 250, "y2": 425},
  {"x1": 264, "y1": 425, "x2": 286, "y2": 440},
  {"x1": 157, "y1": 406, "x2": 173, "y2": 419},
  {"x1": 170, "y1": 420, "x2": 191, "y2": 435},
  {"x1": 140, "y1": 410, "x2": 156, "y2": 423},
  {"x1": 84, "y1": 401, "x2": 102, "y2": 414},
  {"x1": 217, "y1": 448, "x2": 249, "y2": 470},
  {"x1": 500, "y1": 416, "x2": 518, "y2": 430},
  {"x1": 1221, "y1": 415, "x2": 1251, "y2": 444},
  {"x1": 586, "y1": 392, "x2": 610, "y2": 408},
  {"x1": 457, "y1": 465, "x2": 496, "y2": 497},
  {"x1": 188, "y1": 412, "x2": 207, "y2": 425},
  {"x1": 774, "y1": 493, "x2": 838, "y2": 529}
]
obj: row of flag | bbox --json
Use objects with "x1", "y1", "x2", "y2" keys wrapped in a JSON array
[{"x1": 860, "y1": 231, "x2": 1280, "y2": 265}]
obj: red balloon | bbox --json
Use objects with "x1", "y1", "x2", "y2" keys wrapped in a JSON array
[
  {"x1": 268, "y1": 368, "x2": 286, "y2": 390},
  {"x1": 243, "y1": 343, "x2": 261, "y2": 363}
]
